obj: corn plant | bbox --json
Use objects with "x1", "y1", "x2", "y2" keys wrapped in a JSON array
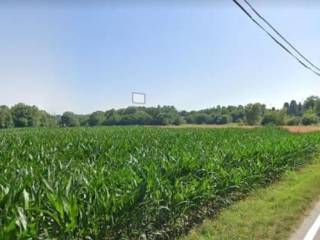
[{"x1": 0, "y1": 127, "x2": 319, "y2": 239}]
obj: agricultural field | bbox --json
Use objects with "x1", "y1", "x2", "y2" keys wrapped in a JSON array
[{"x1": 0, "y1": 127, "x2": 320, "y2": 239}]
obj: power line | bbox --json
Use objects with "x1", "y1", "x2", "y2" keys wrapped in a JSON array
[
  {"x1": 232, "y1": 0, "x2": 320, "y2": 77},
  {"x1": 242, "y1": 0, "x2": 320, "y2": 73}
]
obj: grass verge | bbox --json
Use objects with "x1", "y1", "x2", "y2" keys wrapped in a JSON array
[{"x1": 182, "y1": 157, "x2": 320, "y2": 240}]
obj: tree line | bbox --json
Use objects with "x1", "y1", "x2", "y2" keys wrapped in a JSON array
[{"x1": 1, "y1": 96, "x2": 320, "y2": 128}]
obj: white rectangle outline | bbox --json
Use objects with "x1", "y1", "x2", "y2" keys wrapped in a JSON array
[{"x1": 132, "y1": 92, "x2": 146, "y2": 105}]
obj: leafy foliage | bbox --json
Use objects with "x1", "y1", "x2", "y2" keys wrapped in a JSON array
[
  {"x1": 61, "y1": 112, "x2": 80, "y2": 127},
  {"x1": 245, "y1": 103, "x2": 265, "y2": 125},
  {"x1": 2, "y1": 96, "x2": 320, "y2": 128},
  {"x1": 0, "y1": 127, "x2": 319, "y2": 239},
  {"x1": 88, "y1": 111, "x2": 105, "y2": 126},
  {"x1": 261, "y1": 111, "x2": 285, "y2": 126},
  {"x1": 0, "y1": 106, "x2": 13, "y2": 128},
  {"x1": 302, "y1": 113, "x2": 318, "y2": 125}
]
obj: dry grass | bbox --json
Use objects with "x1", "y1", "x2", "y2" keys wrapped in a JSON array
[
  {"x1": 149, "y1": 124, "x2": 320, "y2": 133},
  {"x1": 181, "y1": 157, "x2": 320, "y2": 240},
  {"x1": 283, "y1": 126, "x2": 320, "y2": 133}
]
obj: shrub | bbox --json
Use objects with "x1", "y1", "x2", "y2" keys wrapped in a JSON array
[
  {"x1": 261, "y1": 112, "x2": 285, "y2": 126},
  {"x1": 301, "y1": 114, "x2": 318, "y2": 125},
  {"x1": 286, "y1": 117, "x2": 301, "y2": 126},
  {"x1": 216, "y1": 114, "x2": 231, "y2": 125}
]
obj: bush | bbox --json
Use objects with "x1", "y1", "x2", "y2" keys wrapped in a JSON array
[
  {"x1": 172, "y1": 116, "x2": 185, "y2": 125},
  {"x1": 193, "y1": 113, "x2": 210, "y2": 124},
  {"x1": 61, "y1": 112, "x2": 80, "y2": 127},
  {"x1": 88, "y1": 111, "x2": 105, "y2": 126},
  {"x1": 216, "y1": 114, "x2": 231, "y2": 125},
  {"x1": 286, "y1": 117, "x2": 301, "y2": 126},
  {"x1": 301, "y1": 114, "x2": 318, "y2": 125},
  {"x1": 261, "y1": 112, "x2": 285, "y2": 126}
]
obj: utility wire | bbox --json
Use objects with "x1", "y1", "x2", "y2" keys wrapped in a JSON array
[
  {"x1": 242, "y1": 0, "x2": 320, "y2": 73},
  {"x1": 232, "y1": 0, "x2": 320, "y2": 77}
]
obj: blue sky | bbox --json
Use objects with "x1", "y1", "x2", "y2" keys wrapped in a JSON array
[{"x1": 0, "y1": 1, "x2": 319, "y2": 114}]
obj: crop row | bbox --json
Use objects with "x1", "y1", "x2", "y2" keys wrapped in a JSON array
[{"x1": 0, "y1": 127, "x2": 319, "y2": 239}]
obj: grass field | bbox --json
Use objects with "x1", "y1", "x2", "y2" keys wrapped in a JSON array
[
  {"x1": 182, "y1": 157, "x2": 320, "y2": 240},
  {"x1": 1, "y1": 127, "x2": 320, "y2": 239}
]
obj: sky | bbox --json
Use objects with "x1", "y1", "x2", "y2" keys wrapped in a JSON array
[{"x1": 0, "y1": 0, "x2": 319, "y2": 114}]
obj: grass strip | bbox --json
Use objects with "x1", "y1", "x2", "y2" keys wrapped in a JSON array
[{"x1": 182, "y1": 157, "x2": 320, "y2": 240}]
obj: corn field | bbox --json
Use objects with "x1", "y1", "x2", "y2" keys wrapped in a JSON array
[{"x1": 0, "y1": 127, "x2": 319, "y2": 239}]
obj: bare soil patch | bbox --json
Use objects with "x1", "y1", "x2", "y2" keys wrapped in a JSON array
[{"x1": 284, "y1": 126, "x2": 320, "y2": 133}]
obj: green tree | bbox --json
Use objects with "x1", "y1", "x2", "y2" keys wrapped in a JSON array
[
  {"x1": 88, "y1": 111, "x2": 105, "y2": 126},
  {"x1": 283, "y1": 102, "x2": 289, "y2": 113},
  {"x1": 286, "y1": 116, "x2": 301, "y2": 126},
  {"x1": 172, "y1": 116, "x2": 185, "y2": 125},
  {"x1": 216, "y1": 114, "x2": 231, "y2": 125},
  {"x1": 0, "y1": 105, "x2": 13, "y2": 128},
  {"x1": 11, "y1": 103, "x2": 41, "y2": 127},
  {"x1": 288, "y1": 100, "x2": 299, "y2": 116},
  {"x1": 77, "y1": 115, "x2": 89, "y2": 126},
  {"x1": 261, "y1": 111, "x2": 285, "y2": 126},
  {"x1": 314, "y1": 99, "x2": 320, "y2": 117},
  {"x1": 245, "y1": 103, "x2": 265, "y2": 125},
  {"x1": 105, "y1": 110, "x2": 121, "y2": 125},
  {"x1": 118, "y1": 114, "x2": 135, "y2": 125},
  {"x1": 39, "y1": 110, "x2": 58, "y2": 127},
  {"x1": 193, "y1": 113, "x2": 210, "y2": 124},
  {"x1": 156, "y1": 112, "x2": 176, "y2": 125},
  {"x1": 132, "y1": 111, "x2": 152, "y2": 125},
  {"x1": 229, "y1": 106, "x2": 245, "y2": 122},
  {"x1": 301, "y1": 113, "x2": 318, "y2": 125},
  {"x1": 298, "y1": 102, "x2": 303, "y2": 115},
  {"x1": 61, "y1": 112, "x2": 80, "y2": 127},
  {"x1": 303, "y1": 96, "x2": 319, "y2": 111},
  {"x1": 123, "y1": 106, "x2": 137, "y2": 115}
]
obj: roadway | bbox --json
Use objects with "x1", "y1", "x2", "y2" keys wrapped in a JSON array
[{"x1": 291, "y1": 200, "x2": 320, "y2": 240}]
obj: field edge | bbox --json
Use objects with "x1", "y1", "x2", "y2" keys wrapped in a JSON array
[{"x1": 181, "y1": 156, "x2": 320, "y2": 240}]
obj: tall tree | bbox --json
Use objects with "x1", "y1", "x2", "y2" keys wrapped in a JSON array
[
  {"x1": 105, "y1": 109, "x2": 121, "y2": 125},
  {"x1": 0, "y1": 105, "x2": 13, "y2": 128},
  {"x1": 298, "y1": 102, "x2": 303, "y2": 116},
  {"x1": 11, "y1": 103, "x2": 41, "y2": 127},
  {"x1": 88, "y1": 111, "x2": 105, "y2": 126},
  {"x1": 261, "y1": 111, "x2": 285, "y2": 125},
  {"x1": 288, "y1": 100, "x2": 299, "y2": 116},
  {"x1": 283, "y1": 102, "x2": 289, "y2": 113},
  {"x1": 245, "y1": 103, "x2": 265, "y2": 125},
  {"x1": 61, "y1": 112, "x2": 80, "y2": 127},
  {"x1": 304, "y1": 96, "x2": 319, "y2": 110},
  {"x1": 314, "y1": 99, "x2": 320, "y2": 117},
  {"x1": 39, "y1": 110, "x2": 58, "y2": 127}
]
